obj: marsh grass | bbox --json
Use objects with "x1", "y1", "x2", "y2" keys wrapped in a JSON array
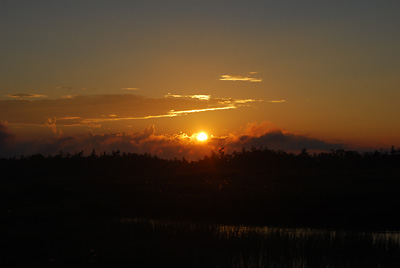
[
  {"x1": 113, "y1": 218, "x2": 400, "y2": 267},
  {"x1": 2, "y1": 149, "x2": 400, "y2": 266},
  {"x1": 3, "y1": 217, "x2": 400, "y2": 267},
  {"x1": 74, "y1": 218, "x2": 400, "y2": 267}
]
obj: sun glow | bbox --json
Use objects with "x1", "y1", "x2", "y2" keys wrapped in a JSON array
[{"x1": 196, "y1": 132, "x2": 208, "y2": 141}]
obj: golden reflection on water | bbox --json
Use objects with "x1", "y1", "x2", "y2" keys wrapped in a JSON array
[
  {"x1": 120, "y1": 218, "x2": 400, "y2": 247},
  {"x1": 370, "y1": 232, "x2": 400, "y2": 248},
  {"x1": 216, "y1": 224, "x2": 400, "y2": 247}
]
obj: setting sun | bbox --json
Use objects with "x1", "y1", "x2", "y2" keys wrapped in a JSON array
[{"x1": 197, "y1": 132, "x2": 208, "y2": 141}]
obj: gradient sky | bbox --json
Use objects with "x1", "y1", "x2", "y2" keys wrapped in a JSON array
[{"x1": 1, "y1": 0, "x2": 399, "y2": 158}]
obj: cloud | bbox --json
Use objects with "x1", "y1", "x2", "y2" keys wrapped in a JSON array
[
  {"x1": 5, "y1": 94, "x2": 48, "y2": 98},
  {"x1": 76, "y1": 106, "x2": 237, "y2": 124},
  {"x1": 165, "y1": 94, "x2": 211, "y2": 101},
  {"x1": 0, "y1": 123, "x2": 344, "y2": 160},
  {"x1": 228, "y1": 129, "x2": 343, "y2": 152},
  {"x1": 45, "y1": 117, "x2": 63, "y2": 137},
  {"x1": 0, "y1": 126, "x2": 215, "y2": 160},
  {"x1": 267, "y1": 100, "x2": 286, "y2": 103},
  {"x1": 240, "y1": 123, "x2": 342, "y2": 151},
  {"x1": 216, "y1": 98, "x2": 283, "y2": 105},
  {"x1": 167, "y1": 106, "x2": 236, "y2": 116},
  {"x1": 219, "y1": 72, "x2": 262, "y2": 82},
  {"x1": 0, "y1": 94, "x2": 256, "y2": 128}
]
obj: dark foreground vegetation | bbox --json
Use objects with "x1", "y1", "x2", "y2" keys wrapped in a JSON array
[
  {"x1": 2, "y1": 148, "x2": 400, "y2": 266},
  {"x1": 2, "y1": 147, "x2": 400, "y2": 228}
]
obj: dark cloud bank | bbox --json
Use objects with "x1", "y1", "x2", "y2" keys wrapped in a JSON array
[
  {"x1": 236, "y1": 131, "x2": 340, "y2": 152},
  {"x1": 0, "y1": 122, "x2": 343, "y2": 160}
]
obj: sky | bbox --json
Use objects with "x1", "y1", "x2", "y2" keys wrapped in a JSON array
[{"x1": 1, "y1": 0, "x2": 399, "y2": 159}]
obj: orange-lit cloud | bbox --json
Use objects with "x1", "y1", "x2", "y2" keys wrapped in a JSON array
[
  {"x1": 267, "y1": 100, "x2": 286, "y2": 103},
  {"x1": 216, "y1": 98, "x2": 261, "y2": 105},
  {"x1": 165, "y1": 94, "x2": 211, "y2": 101},
  {"x1": 45, "y1": 117, "x2": 63, "y2": 137},
  {"x1": 0, "y1": 122, "x2": 344, "y2": 160},
  {"x1": 219, "y1": 72, "x2": 262, "y2": 82},
  {"x1": 57, "y1": 116, "x2": 81, "y2": 120},
  {"x1": 75, "y1": 105, "x2": 237, "y2": 124},
  {"x1": 5, "y1": 94, "x2": 48, "y2": 98},
  {"x1": 168, "y1": 106, "x2": 235, "y2": 116},
  {"x1": 0, "y1": 94, "x2": 254, "y2": 128}
]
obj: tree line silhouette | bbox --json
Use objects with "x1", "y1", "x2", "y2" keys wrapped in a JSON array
[
  {"x1": 1, "y1": 147, "x2": 400, "y2": 229},
  {"x1": 3, "y1": 146, "x2": 400, "y2": 174}
]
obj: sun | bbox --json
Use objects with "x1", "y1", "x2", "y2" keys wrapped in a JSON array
[{"x1": 196, "y1": 132, "x2": 208, "y2": 141}]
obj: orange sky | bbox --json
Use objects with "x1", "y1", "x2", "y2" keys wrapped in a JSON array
[{"x1": 1, "y1": 1, "x2": 399, "y2": 158}]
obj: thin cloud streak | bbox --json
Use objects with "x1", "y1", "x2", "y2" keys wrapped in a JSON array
[
  {"x1": 219, "y1": 72, "x2": 262, "y2": 82},
  {"x1": 168, "y1": 106, "x2": 236, "y2": 116},
  {"x1": 165, "y1": 94, "x2": 211, "y2": 101},
  {"x1": 233, "y1": 99, "x2": 259, "y2": 104},
  {"x1": 0, "y1": 94, "x2": 255, "y2": 128},
  {"x1": 6, "y1": 94, "x2": 48, "y2": 98},
  {"x1": 216, "y1": 98, "x2": 260, "y2": 105},
  {"x1": 79, "y1": 106, "x2": 236, "y2": 124},
  {"x1": 58, "y1": 116, "x2": 81, "y2": 120},
  {"x1": 267, "y1": 100, "x2": 287, "y2": 103}
]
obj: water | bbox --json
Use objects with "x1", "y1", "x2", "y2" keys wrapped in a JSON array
[
  {"x1": 119, "y1": 218, "x2": 400, "y2": 267},
  {"x1": 4, "y1": 217, "x2": 400, "y2": 267}
]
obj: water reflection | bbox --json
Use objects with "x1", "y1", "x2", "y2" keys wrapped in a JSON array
[
  {"x1": 120, "y1": 218, "x2": 400, "y2": 267},
  {"x1": 216, "y1": 224, "x2": 400, "y2": 247},
  {"x1": 121, "y1": 217, "x2": 400, "y2": 246}
]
